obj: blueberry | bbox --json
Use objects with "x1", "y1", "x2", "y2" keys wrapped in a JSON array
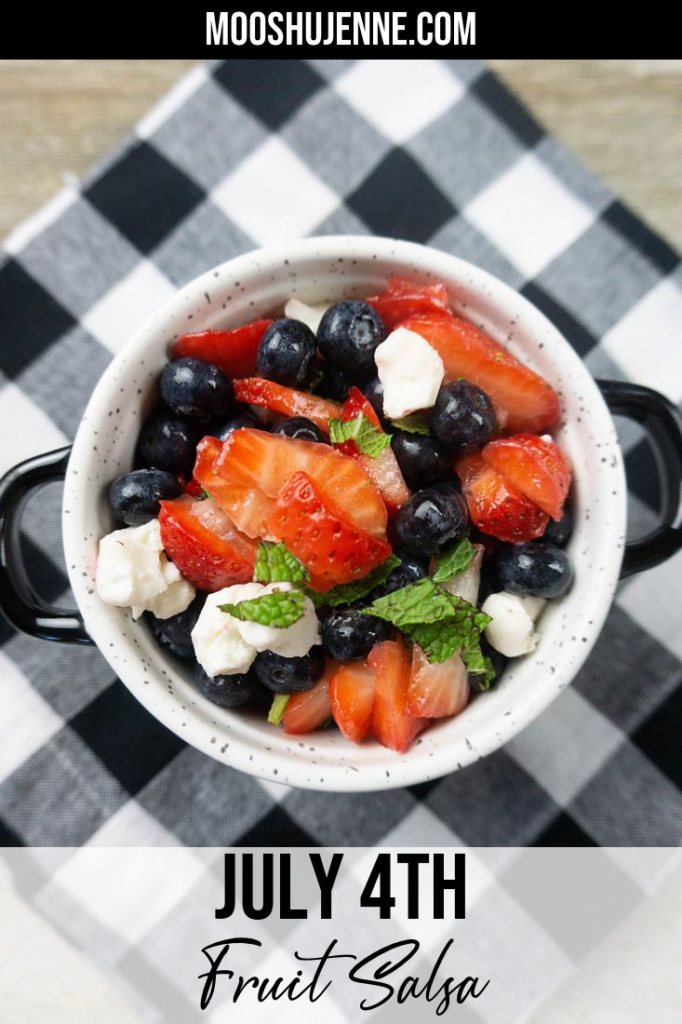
[
  {"x1": 195, "y1": 665, "x2": 257, "y2": 708},
  {"x1": 257, "y1": 319, "x2": 317, "y2": 388},
  {"x1": 540, "y1": 504, "x2": 573, "y2": 546},
  {"x1": 253, "y1": 647, "x2": 325, "y2": 694},
  {"x1": 160, "y1": 357, "x2": 234, "y2": 420},
  {"x1": 274, "y1": 417, "x2": 325, "y2": 443},
  {"x1": 321, "y1": 608, "x2": 392, "y2": 662},
  {"x1": 108, "y1": 468, "x2": 182, "y2": 526},
  {"x1": 429, "y1": 381, "x2": 497, "y2": 451},
  {"x1": 361, "y1": 376, "x2": 388, "y2": 425},
  {"x1": 469, "y1": 637, "x2": 507, "y2": 693},
  {"x1": 138, "y1": 411, "x2": 201, "y2": 473},
  {"x1": 208, "y1": 407, "x2": 261, "y2": 441},
  {"x1": 391, "y1": 431, "x2": 451, "y2": 487},
  {"x1": 317, "y1": 301, "x2": 385, "y2": 376},
  {"x1": 147, "y1": 593, "x2": 206, "y2": 659},
  {"x1": 495, "y1": 541, "x2": 574, "y2": 599},
  {"x1": 395, "y1": 483, "x2": 469, "y2": 557},
  {"x1": 368, "y1": 551, "x2": 428, "y2": 600},
  {"x1": 317, "y1": 363, "x2": 351, "y2": 403}
]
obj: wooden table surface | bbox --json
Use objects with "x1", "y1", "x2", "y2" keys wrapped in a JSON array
[{"x1": 1, "y1": 59, "x2": 681, "y2": 251}]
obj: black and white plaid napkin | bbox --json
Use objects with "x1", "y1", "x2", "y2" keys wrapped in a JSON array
[{"x1": 1, "y1": 59, "x2": 681, "y2": 849}]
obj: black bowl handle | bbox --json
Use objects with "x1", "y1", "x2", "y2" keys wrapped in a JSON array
[
  {"x1": 0, "y1": 446, "x2": 92, "y2": 644},
  {"x1": 598, "y1": 380, "x2": 682, "y2": 578}
]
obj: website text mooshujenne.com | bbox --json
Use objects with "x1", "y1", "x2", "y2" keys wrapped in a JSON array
[{"x1": 206, "y1": 11, "x2": 477, "y2": 47}]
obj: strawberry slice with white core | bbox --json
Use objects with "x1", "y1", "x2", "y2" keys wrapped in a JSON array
[
  {"x1": 283, "y1": 661, "x2": 339, "y2": 734},
  {"x1": 369, "y1": 637, "x2": 426, "y2": 752},
  {"x1": 330, "y1": 662, "x2": 376, "y2": 744},
  {"x1": 406, "y1": 645, "x2": 469, "y2": 719},
  {"x1": 216, "y1": 428, "x2": 388, "y2": 537},
  {"x1": 193, "y1": 435, "x2": 274, "y2": 539}
]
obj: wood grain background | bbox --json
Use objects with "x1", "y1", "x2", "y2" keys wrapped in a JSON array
[{"x1": 1, "y1": 59, "x2": 680, "y2": 250}]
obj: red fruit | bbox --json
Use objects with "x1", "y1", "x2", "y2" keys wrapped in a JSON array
[
  {"x1": 283, "y1": 661, "x2": 338, "y2": 735},
  {"x1": 401, "y1": 312, "x2": 560, "y2": 434},
  {"x1": 170, "y1": 320, "x2": 272, "y2": 378},
  {"x1": 269, "y1": 472, "x2": 392, "y2": 587},
  {"x1": 216, "y1": 428, "x2": 387, "y2": 537},
  {"x1": 482, "y1": 434, "x2": 571, "y2": 522},
  {"x1": 184, "y1": 477, "x2": 204, "y2": 498},
  {"x1": 334, "y1": 387, "x2": 410, "y2": 515},
  {"x1": 193, "y1": 435, "x2": 274, "y2": 539},
  {"x1": 330, "y1": 662, "x2": 376, "y2": 744},
  {"x1": 369, "y1": 638, "x2": 426, "y2": 752},
  {"x1": 406, "y1": 646, "x2": 469, "y2": 719},
  {"x1": 158, "y1": 495, "x2": 256, "y2": 591},
  {"x1": 365, "y1": 277, "x2": 451, "y2": 331},
  {"x1": 455, "y1": 452, "x2": 549, "y2": 543},
  {"x1": 234, "y1": 378, "x2": 340, "y2": 434}
]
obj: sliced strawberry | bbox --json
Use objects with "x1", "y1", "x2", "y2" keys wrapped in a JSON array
[
  {"x1": 330, "y1": 662, "x2": 376, "y2": 744},
  {"x1": 170, "y1": 320, "x2": 272, "y2": 378},
  {"x1": 406, "y1": 646, "x2": 469, "y2": 719},
  {"x1": 216, "y1": 428, "x2": 387, "y2": 537},
  {"x1": 234, "y1": 378, "x2": 340, "y2": 435},
  {"x1": 334, "y1": 387, "x2": 410, "y2": 515},
  {"x1": 401, "y1": 312, "x2": 560, "y2": 434},
  {"x1": 158, "y1": 495, "x2": 256, "y2": 591},
  {"x1": 365, "y1": 277, "x2": 451, "y2": 331},
  {"x1": 193, "y1": 435, "x2": 274, "y2": 539},
  {"x1": 283, "y1": 661, "x2": 338, "y2": 734},
  {"x1": 369, "y1": 638, "x2": 426, "y2": 752},
  {"x1": 269, "y1": 472, "x2": 392, "y2": 587},
  {"x1": 482, "y1": 434, "x2": 571, "y2": 522},
  {"x1": 455, "y1": 452, "x2": 549, "y2": 543}
]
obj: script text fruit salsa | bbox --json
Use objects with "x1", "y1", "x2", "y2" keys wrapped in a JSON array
[{"x1": 96, "y1": 278, "x2": 573, "y2": 752}]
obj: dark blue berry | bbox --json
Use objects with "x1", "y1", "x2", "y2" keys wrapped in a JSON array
[
  {"x1": 253, "y1": 647, "x2": 325, "y2": 694},
  {"x1": 391, "y1": 431, "x2": 451, "y2": 487},
  {"x1": 257, "y1": 318, "x2": 317, "y2": 387},
  {"x1": 321, "y1": 608, "x2": 391, "y2": 661},
  {"x1": 274, "y1": 417, "x2": 325, "y2": 443},
  {"x1": 317, "y1": 363, "x2": 351, "y2": 403},
  {"x1": 495, "y1": 541, "x2": 574, "y2": 599},
  {"x1": 209, "y1": 407, "x2": 261, "y2": 441},
  {"x1": 147, "y1": 593, "x2": 206, "y2": 659},
  {"x1": 361, "y1": 376, "x2": 388, "y2": 426},
  {"x1": 469, "y1": 638, "x2": 506, "y2": 692},
  {"x1": 317, "y1": 301, "x2": 385, "y2": 376},
  {"x1": 108, "y1": 468, "x2": 182, "y2": 526},
  {"x1": 540, "y1": 504, "x2": 573, "y2": 546},
  {"x1": 394, "y1": 483, "x2": 469, "y2": 557},
  {"x1": 195, "y1": 665, "x2": 257, "y2": 708},
  {"x1": 160, "y1": 357, "x2": 234, "y2": 420},
  {"x1": 368, "y1": 551, "x2": 428, "y2": 600},
  {"x1": 429, "y1": 381, "x2": 497, "y2": 451},
  {"x1": 138, "y1": 411, "x2": 201, "y2": 473}
]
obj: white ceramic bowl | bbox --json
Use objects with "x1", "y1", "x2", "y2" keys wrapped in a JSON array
[{"x1": 48, "y1": 235, "x2": 632, "y2": 791}]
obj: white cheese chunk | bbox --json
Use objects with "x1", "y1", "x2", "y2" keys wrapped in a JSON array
[
  {"x1": 481, "y1": 591, "x2": 546, "y2": 658},
  {"x1": 238, "y1": 582, "x2": 320, "y2": 658},
  {"x1": 191, "y1": 581, "x2": 320, "y2": 677},
  {"x1": 374, "y1": 327, "x2": 444, "y2": 418},
  {"x1": 96, "y1": 519, "x2": 195, "y2": 620},
  {"x1": 284, "y1": 298, "x2": 330, "y2": 334}
]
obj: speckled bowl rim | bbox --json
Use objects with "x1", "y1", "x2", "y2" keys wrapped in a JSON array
[{"x1": 63, "y1": 236, "x2": 626, "y2": 792}]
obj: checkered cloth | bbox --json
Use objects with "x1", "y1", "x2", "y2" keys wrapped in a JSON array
[{"x1": 1, "y1": 59, "x2": 681, "y2": 849}]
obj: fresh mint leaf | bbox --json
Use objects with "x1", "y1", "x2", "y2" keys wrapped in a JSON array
[
  {"x1": 219, "y1": 589, "x2": 306, "y2": 629},
  {"x1": 306, "y1": 555, "x2": 400, "y2": 609},
  {"x1": 362, "y1": 579, "x2": 491, "y2": 665},
  {"x1": 268, "y1": 693, "x2": 290, "y2": 725},
  {"x1": 328, "y1": 412, "x2": 392, "y2": 459},
  {"x1": 389, "y1": 414, "x2": 430, "y2": 435},
  {"x1": 253, "y1": 541, "x2": 310, "y2": 584},
  {"x1": 461, "y1": 636, "x2": 496, "y2": 690},
  {"x1": 431, "y1": 537, "x2": 475, "y2": 584}
]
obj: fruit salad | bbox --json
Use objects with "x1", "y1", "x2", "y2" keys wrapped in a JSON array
[{"x1": 95, "y1": 277, "x2": 574, "y2": 752}]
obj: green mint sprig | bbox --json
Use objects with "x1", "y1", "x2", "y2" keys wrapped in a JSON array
[
  {"x1": 253, "y1": 541, "x2": 310, "y2": 585},
  {"x1": 328, "y1": 412, "x2": 392, "y2": 459},
  {"x1": 220, "y1": 589, "x2": 306, "y2": 629},
  {"x1": 431, "y1": 537, "x2": 475, "y2": 584}
]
